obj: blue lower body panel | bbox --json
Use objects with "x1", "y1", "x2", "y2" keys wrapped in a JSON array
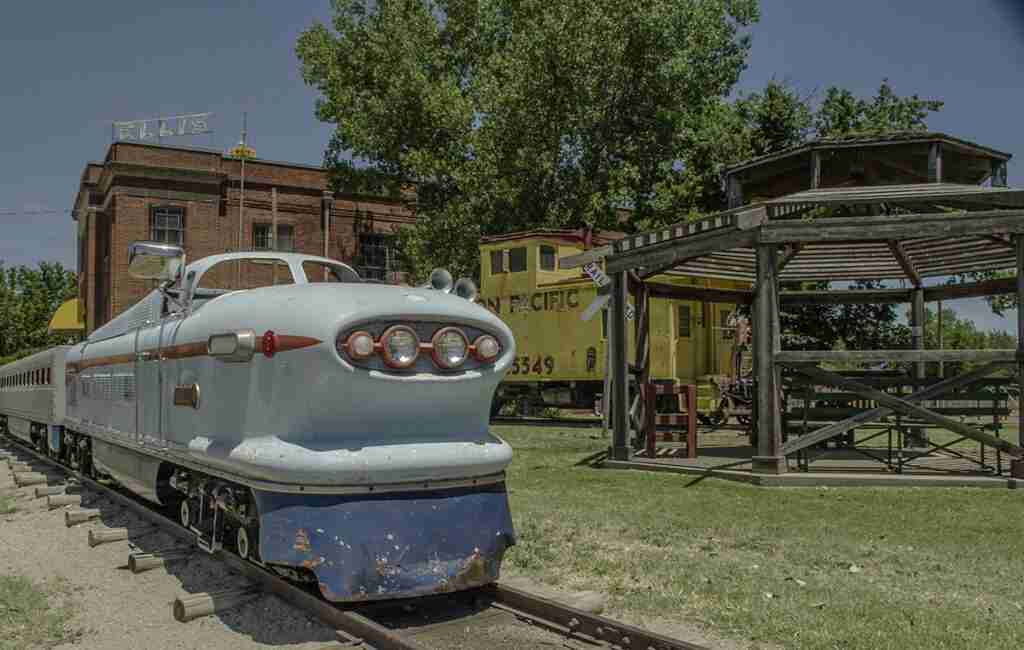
[{"x1": 253, "y1": 483, "x2": 515, "y2": 602}]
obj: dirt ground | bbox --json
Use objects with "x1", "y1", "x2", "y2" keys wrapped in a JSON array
[
  {"x1": 0, "y1": 455, "x2": 733, "y2": 650},
  {"x1": 0, "y1": 459, "x2": 338, "y2": 650}
]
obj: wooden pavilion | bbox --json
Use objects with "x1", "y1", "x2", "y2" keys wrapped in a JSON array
[{"x1": 563, "y1": 132, "x2": 1024, "y2": 482}]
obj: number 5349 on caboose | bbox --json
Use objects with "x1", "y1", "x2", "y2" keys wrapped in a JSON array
[{"x1": 478, "y1": 230, "x2": 749, "y2": 419}]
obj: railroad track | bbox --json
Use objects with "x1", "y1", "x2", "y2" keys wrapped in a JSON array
[
  {"x1": 1, "y1": 433, "x2": 706, "y2": 650},
  {"x1": 491, "y1": 415, "x2": 751, "y2": 435}
]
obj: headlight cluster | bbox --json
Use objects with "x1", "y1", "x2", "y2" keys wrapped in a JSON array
[{"x1": 339, "y1": 325, "x2": 501, "y2": 370}]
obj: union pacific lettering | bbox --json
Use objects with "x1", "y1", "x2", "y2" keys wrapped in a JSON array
[{"x1": 479, "y1": 289, "x2": 580, "y2": 315}]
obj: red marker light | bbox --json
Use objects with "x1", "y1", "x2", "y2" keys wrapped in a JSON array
[{"x1": 262, "y1": 330, "x2": 278, "y2": 358}]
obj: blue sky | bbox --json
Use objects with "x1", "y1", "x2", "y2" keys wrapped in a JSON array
[{"x1": 1, "y1": 0, "x2": 1022, "y2": 331}]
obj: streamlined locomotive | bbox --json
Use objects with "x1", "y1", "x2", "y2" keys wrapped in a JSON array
[{"x1": 0, "y1": 242, "x2": 516, "y2": 602}]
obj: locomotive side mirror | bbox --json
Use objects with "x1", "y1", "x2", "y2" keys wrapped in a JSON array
[{"x1": 128, "y1": 241, "x2": 185, "y2": 282}]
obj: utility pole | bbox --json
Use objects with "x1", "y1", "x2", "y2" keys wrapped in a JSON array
[{"x1": 236, "y1": 112, "x2": 248, "y2": 287}]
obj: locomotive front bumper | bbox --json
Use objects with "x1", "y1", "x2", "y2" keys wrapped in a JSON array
[{"x1": 253, "y1": 482, "x2": 515, "y2": 602}]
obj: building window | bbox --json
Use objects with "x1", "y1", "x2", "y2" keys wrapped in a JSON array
[
  {"x1": 720, "y1": 309, "x2": 734, "y2": 340},
  {"x1": 508, "y1": 247, "x2": 527, "y2": 273},
  {"x1": 151, "y1": 206, "x2": 185, "y2": 246},
  {"x1": 253, "y1": 224, "x2": 294, "y2": 251},
  {"x1": 539, "y1": 245, "x2": 556, "y2": 271},
  {"x1": 490, "y1": 250, "x2": 506, "y2": 274},
  {"x1": 357, "y1": 233, "x2": 398, "y2": 281},
  {"x1": 678, "y1": 304, "x2": 692, "y2": 338}
]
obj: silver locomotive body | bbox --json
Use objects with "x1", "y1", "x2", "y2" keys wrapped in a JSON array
[{"x1": 7, "y1": 243, "x2": 516, "y2": 601}]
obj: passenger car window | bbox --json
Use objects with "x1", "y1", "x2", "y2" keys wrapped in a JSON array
[
  {"x1": 196, "y1": 258, "x2": 296, "y2": 291},
  {"x1": 302, "y1": 261, "x2": 360, "y2": 283},
  {"x1": 508, "y1": 247, "x2": 527, "y2": 273}
]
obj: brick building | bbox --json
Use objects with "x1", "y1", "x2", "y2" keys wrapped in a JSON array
[{"x1": 72, "y1": 142, "x2": 414, "y2": 334}]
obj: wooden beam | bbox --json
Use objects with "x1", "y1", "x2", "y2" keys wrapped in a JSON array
[
  {"x1": 645, "y1": 282, "x2": 753, "y2": 305},
  {"x1": 775, "y1": 349, "x2": 1017, "y2": 363},
  {"x1": 984, "y1": 234, "x2": 1014, "y2": 249},
  {"x1": 559, "y1": 245, "x2": 612, "y2": 270},
  {"x1": 607, "y1": 228, "x2": 758, "y2": 275},
  {"x1": 888, "y1": 240, "x2": 922, "y2": 287},
  {"x1": 779, "y1": 288, "x2": 912, "y2": 305},
  {"x1": 760, "y1": 209, "x2": 1024, "y2": 244},
  {"x1": 784, "y1": 364, "x2": 1023, "y2": 457},
  {"x1": 922, "y1": 277, "x2": 1017, "y2": 301},
  {"x1": 779, "y1": 361, "x2": 1009, "y2": 455},
  {"x1": 777, "y1": 244, "x2": 803, "y2": 272}
]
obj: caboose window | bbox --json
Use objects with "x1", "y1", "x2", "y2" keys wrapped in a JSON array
[
  {"x1": 151, "y1": 206, "x2": 185, "y2": 246},
  {"x1": 508, "y1": 247, "x2": 527, "y2": 273},
  {"x1": 490, "y1": 250, "x2": 506, "y2": 274},
  {"x1": 678, "y1": 304, "x2": 692, "y2": 338},
  {"x1": 539, "y1": 245, "x2": 556, "y2": 271}
]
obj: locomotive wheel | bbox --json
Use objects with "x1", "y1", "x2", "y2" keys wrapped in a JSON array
[
  {"x1": 180, "y1": 499, "x2": 194, "y2": 529},
  {"x1": 236, "y1": 526, "x2": 251, "y2": 560},
  {"x1": 236, "y1": 525, "x2": 260, "y2": 562}
]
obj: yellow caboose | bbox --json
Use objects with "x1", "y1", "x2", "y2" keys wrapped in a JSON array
[{"x1": 478, "y1": 230, "x2": 748, "y2": 417}]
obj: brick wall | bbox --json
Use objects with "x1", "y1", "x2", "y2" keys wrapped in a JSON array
[{"x1": 75, "y1": 142, "x2": 415, "y2": 333}]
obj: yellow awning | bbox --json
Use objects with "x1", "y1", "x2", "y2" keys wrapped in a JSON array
[{"x1": 48, "y1": 299, "x2": 85, "y2": 333}]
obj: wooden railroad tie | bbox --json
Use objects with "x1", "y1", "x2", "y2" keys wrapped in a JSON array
[
  {"x1": 47, "y1": 494, "x2": 81, "y2": 509},
  {"x1": 64, "y1": 508, "x2": 100, "y2": 527},
  {"x1": 173, "y1": 587, "x2": 261, "y2": 622},
  {"x1": 129, "y1": 549, "x2": 193, "y2": 574},
  {"x1": 88, "y1": 528, "x2": 129, "y2": 547}
]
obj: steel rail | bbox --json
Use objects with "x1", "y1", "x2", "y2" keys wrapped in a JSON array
[{"x1": 2, "y1": 432, "x2": 707, "y2": 650}]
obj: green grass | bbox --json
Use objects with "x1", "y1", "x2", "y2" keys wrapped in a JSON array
[
  {"x1": 0, "y1": 494, "x2": 15, "y2": 515},
  {"x1": 497, "y1": 425, "x2": 1024, "y2": 649},
  {"x1": 0, "y1": 576, "x2": 74, "y2": 650}
]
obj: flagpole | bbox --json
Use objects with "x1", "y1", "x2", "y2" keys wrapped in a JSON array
[{"x1": 236, "y1": 113, "x2": 247, "y2": 287}]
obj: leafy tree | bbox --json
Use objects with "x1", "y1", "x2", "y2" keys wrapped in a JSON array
[
  {"x1": 298, "y1": 0, "x2": 759, "y2": 279},
  {"x1": 921, "y1": 305, "x2": 1016, "y2": 376},
  {"x1": 0, "y1": 261, "x2": 78, "y2": 363},
  {"x1": 814, "y1": 79, "x2": 944, "y2": 137}
]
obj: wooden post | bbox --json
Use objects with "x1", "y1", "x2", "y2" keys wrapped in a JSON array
[
  {"x1": 810, "y1": 150, "x2": 822, "y2": 189},
  {"x1": 610, "y1": 271, "x2": 630, "y2": 461},
  {"x1": 644, "y1": 382, "x2": 657, "y2": 457},
  {"x1": 753, "y1": 244, "x2": 785, "y2": 473},
  {"x1": 937, "y1": 299, "x2": 944, "y2": 379},
  {"x1": 686, "y1": 384, "x2": 698, "y2": 460},
  {"x1": 912, "y1": 288, "x2": 926, "y2": 381},
  {"x1": 1016, "y1": 235, "x2": 1024, "y2": 462},
  {"x1": 726, "y1": 174, "x2": 743, "y2": 209},
  {"x1": 993, "y1": 160, "x2": 1008, "y2": 187},
  {"x1": 928, "y1": 142, "x2": 943, "y2": 183}
]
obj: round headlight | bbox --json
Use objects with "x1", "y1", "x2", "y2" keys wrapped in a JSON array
[
  {"x1": 344, "y1": 331, "x2": 375, "y2": 360},
  {"x1": 473, "y1": 334, "x2": 501, "y2": 362},
  {"x1": 381, "y1": 326, "x2": 420, "y2": 368},
  {"x1": 431, "y1": 327, "x2": 469, "y2": 369}
]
